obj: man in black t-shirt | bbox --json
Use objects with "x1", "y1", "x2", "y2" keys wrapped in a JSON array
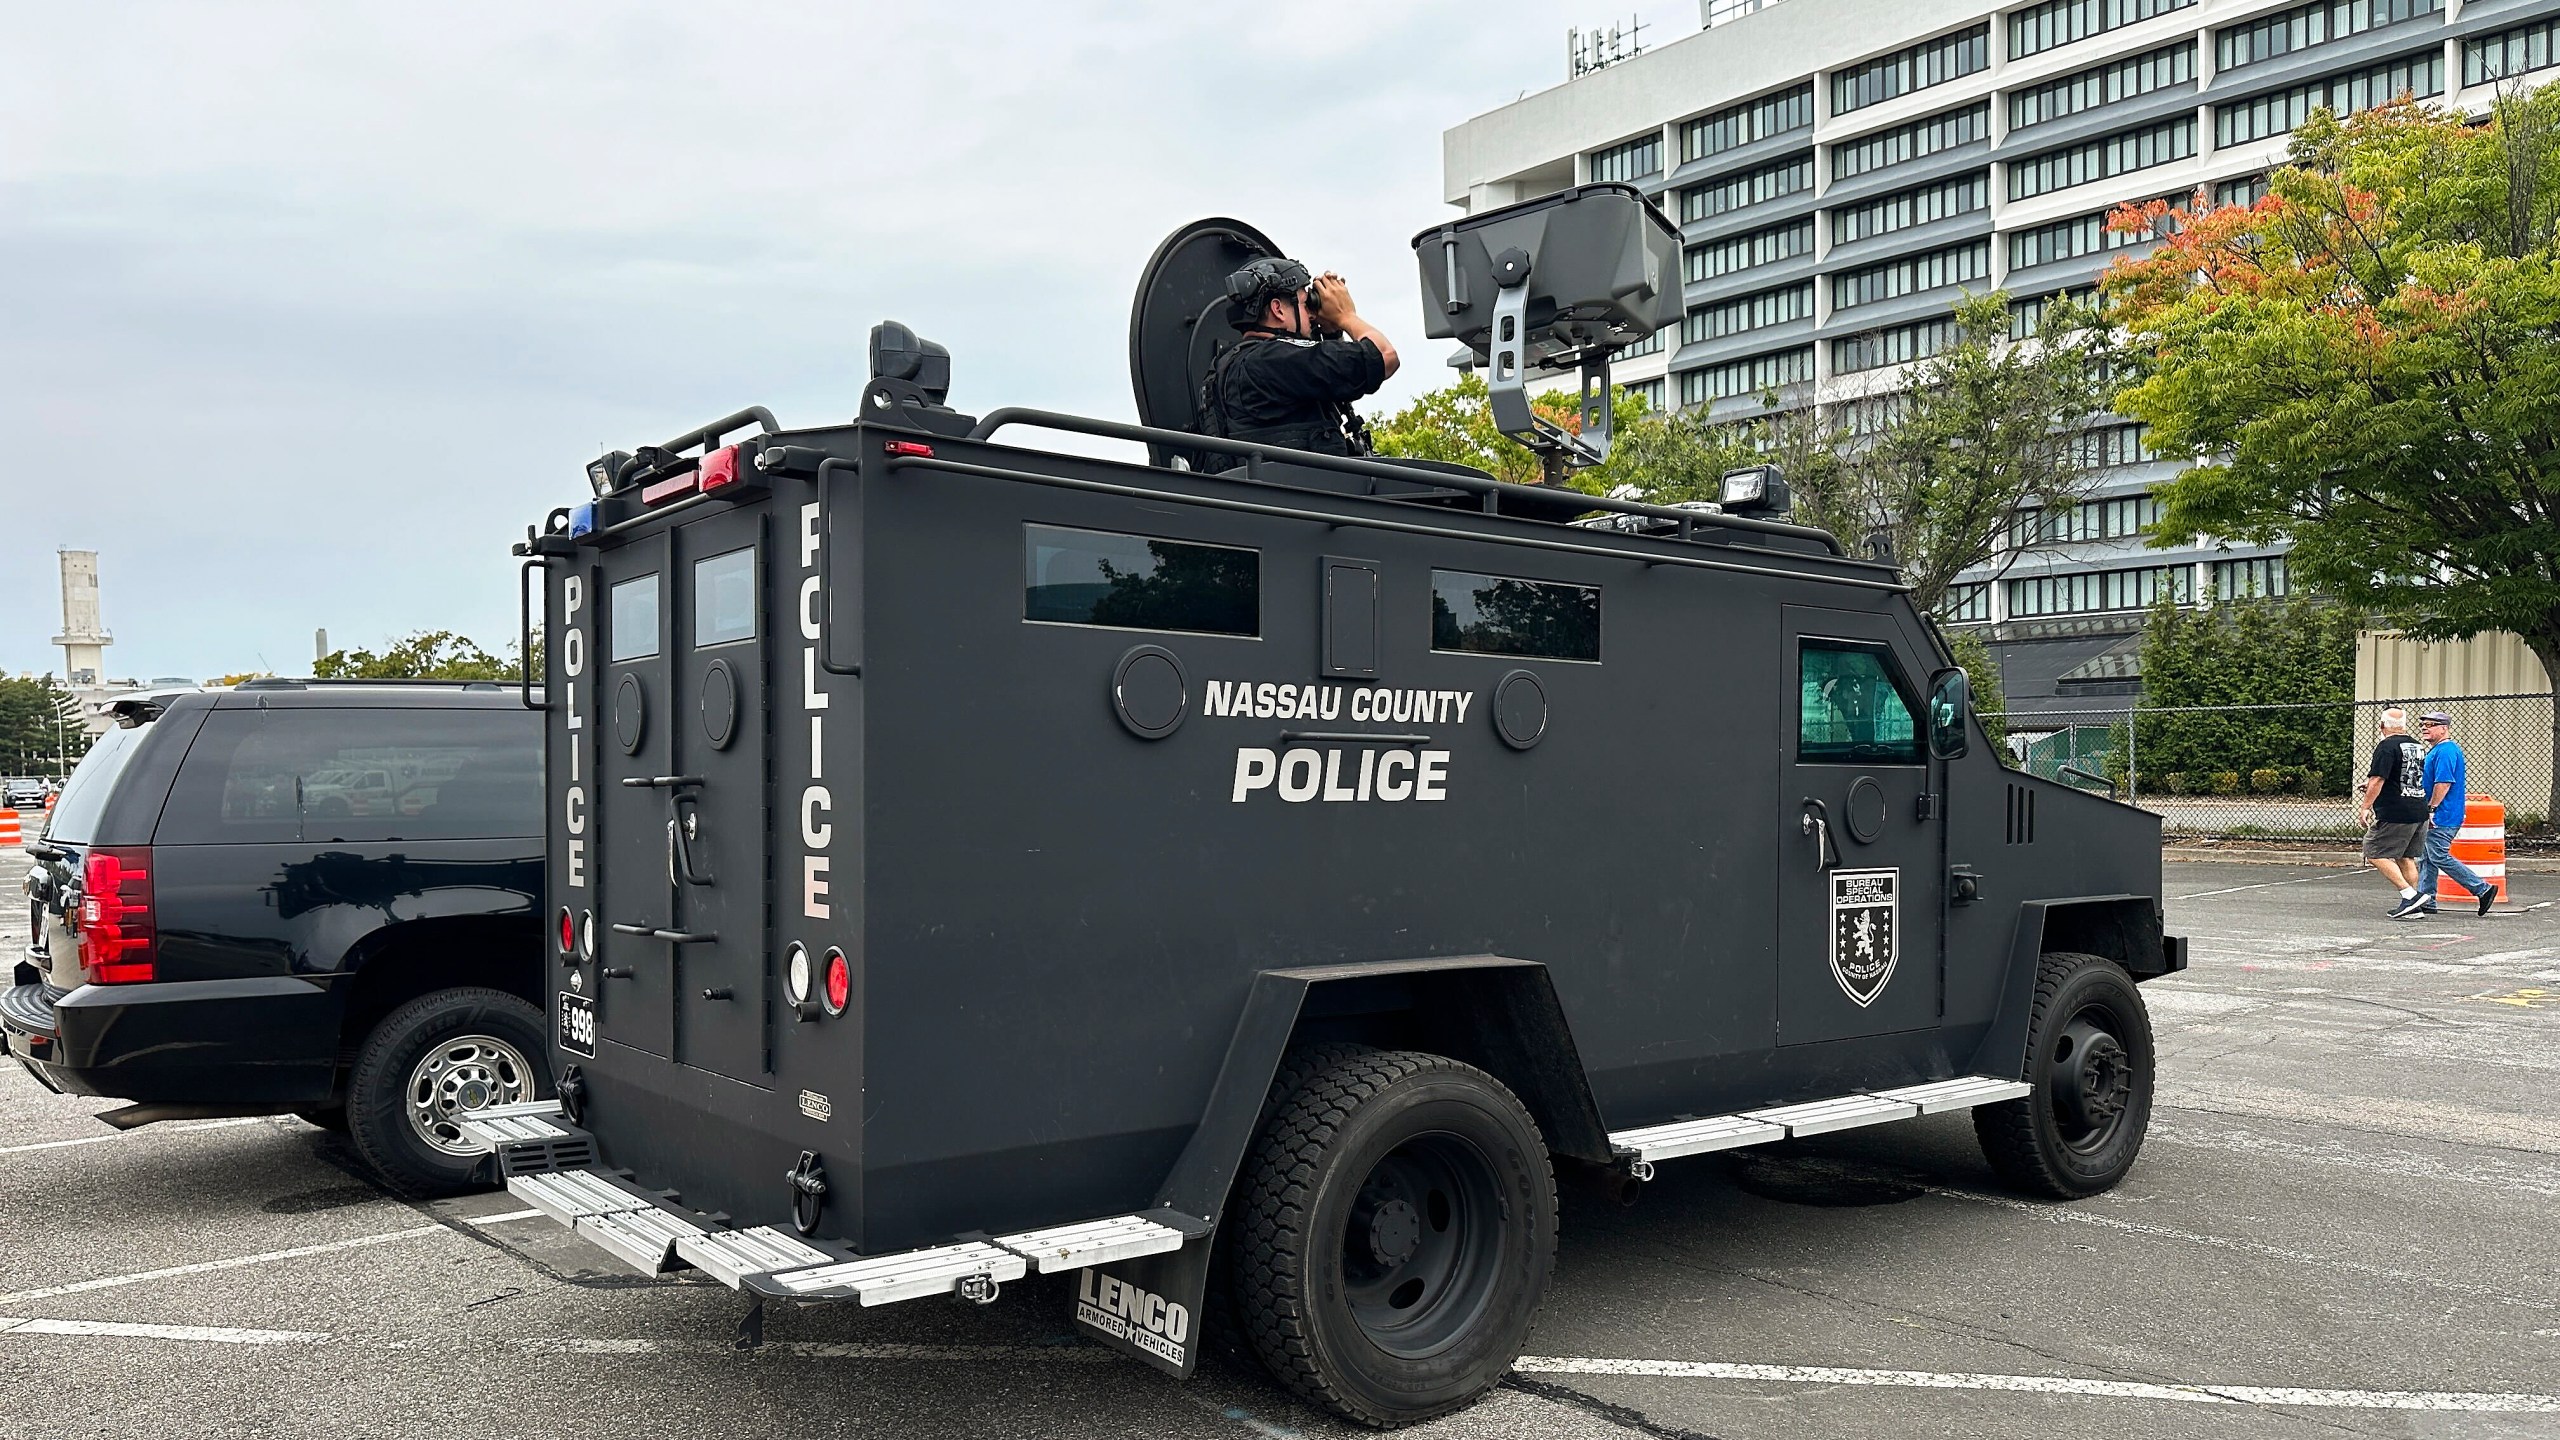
[
  {"x1": 1203, "y1": 258, "x2": 1400, "y2": 465},
  {"x1": 2358, "y1": 707, "x2": 2430, "y2": 913}
]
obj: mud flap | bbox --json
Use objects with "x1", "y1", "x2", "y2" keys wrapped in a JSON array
[{"x1": 1071, "y1": 1230, "x2": 1215, "y2": 1379}]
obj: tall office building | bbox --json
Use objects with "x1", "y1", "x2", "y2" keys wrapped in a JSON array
[{"x1": 1444, "y1": 0, "x2": 2557, "y2": 720}]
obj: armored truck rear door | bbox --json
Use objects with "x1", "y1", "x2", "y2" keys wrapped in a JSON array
[
  {"x1": 666, "y1": 509, "x2": 771, "y2": 1081},
  {"x1": 1776, "y1": 606, "x2": 1944, "y2": 1046},
  {"x1": 595, "y1": 534, "x2": 676, "y2": 1058}
]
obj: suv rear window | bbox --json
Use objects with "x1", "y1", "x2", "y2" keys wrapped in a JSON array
[
  {"x1": 158, "y1": 708, "x2": 540, "y2": 844},
  {"x1": 42, "y1": 720, "x2": 148, "y2": 845}
]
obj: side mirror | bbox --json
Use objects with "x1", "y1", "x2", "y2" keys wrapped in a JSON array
[{"x1": 1927, "y1": 667, "x2": 1970, "y2": 760}]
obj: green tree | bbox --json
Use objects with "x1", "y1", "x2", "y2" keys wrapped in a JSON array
[
  {"x1": 0, "y1": 676, "x2": 90, "y2": 777},
  {"x1": 315, "y1": 630, "x2": 515, "y2": 681},
  {"x1": 2131, "y1": 593, "x2": 2367, "y2": 795},
  {"x1": 1944, "y1": 627, "x2": 2008, "y2": 754},
  {"x1": 1802, "y1": 291, "x2": 2117, "y2": 614},
  {"x1": 2103, "y1": 91, "x2": 2560, "y2": 805},
  {"x1": 1369, "y1": 372, "x2": 1758, "y2": 499}
]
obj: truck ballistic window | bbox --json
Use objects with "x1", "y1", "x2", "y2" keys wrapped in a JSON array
[
  {"x1": 694, "y1": 548, "x2": 756, "y2": 647},
  {"x1": 1429, "y1": 570, "x2": 1601, "y2": 662},
  {"x1": 1799, "y1": 640, "x2": 1922, "y2": 764},
  {"x1": 609, "y1": 574, "x2": 661, "y2": 662},
  {"x1": 1023, "y1": 524, "x2": 1259, "y2": 637}
]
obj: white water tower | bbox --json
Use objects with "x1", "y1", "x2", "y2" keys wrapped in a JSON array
[{"x1": 52, "y1": 549, "x2": 112, "y2": 687}]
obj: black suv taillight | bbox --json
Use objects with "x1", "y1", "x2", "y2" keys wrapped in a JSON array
[{"x1": 78, "y1": 845, "x2": 156, "y2": 984}]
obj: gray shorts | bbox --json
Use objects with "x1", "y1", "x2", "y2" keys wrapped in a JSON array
[{"x1": 2363, "y1": 820, "x2": 2425, "y2": 860}]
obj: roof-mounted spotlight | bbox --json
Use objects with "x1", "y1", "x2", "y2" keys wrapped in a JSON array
[{"x1": 1718, "y1": 464, "x2": 1791, "y2": 516}]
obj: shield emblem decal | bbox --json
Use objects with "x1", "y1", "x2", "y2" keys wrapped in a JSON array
[{"x1": 1829, "y1": 868, "x2": 1899, "y2": 1008}]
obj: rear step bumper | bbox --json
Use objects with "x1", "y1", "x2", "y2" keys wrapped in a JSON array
[
  {"x1": 464, "y1": 1101, "x2": 1203, "y2": 1307},
  {"x1": 1606, "y1": 1074, "x2": 2029, "y2": 1173}
]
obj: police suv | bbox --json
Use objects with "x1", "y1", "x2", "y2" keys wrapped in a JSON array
[{"x1": 474, "y1": 186, "x2": 2183, "y2": 1427}]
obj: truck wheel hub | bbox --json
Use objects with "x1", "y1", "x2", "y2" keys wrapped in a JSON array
[
  {"x1": 407, "y1": 1034, "x2": 533, "y2": 1158},
  {"x1": 2052, "y1": 1012, "x2": 2134, "y2": 1144},
  {"x1": 1366, "y1": 1198, "x2": 1422, "y2": 1267}
]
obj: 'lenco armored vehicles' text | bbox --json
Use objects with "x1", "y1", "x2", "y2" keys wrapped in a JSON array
[{"x1": 479, "y1": 185, "x2": 2182, "y2": 1428}]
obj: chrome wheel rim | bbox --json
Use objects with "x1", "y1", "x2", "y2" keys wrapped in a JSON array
[{"x1": 405, "y1": 1033, "x2": 534, "y2": 1157}]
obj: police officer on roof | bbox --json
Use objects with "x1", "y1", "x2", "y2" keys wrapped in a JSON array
[{"x1": 1202, "y1": 258, "x2": 1401, "y2": 464}]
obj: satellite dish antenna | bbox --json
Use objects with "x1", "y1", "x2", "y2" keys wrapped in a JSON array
[{"x1": 1128, "y1": 217, "x2": 1285, "y2": 469}]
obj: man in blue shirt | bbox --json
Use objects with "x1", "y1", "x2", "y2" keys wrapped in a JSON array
[{"x1": 2395, "y1": 711, "x2": 2495, "y2": 918}]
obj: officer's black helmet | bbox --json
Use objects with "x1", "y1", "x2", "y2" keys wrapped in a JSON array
[{"x1": 1224, "y1": 256, "x2": 1312, "y2": 326}]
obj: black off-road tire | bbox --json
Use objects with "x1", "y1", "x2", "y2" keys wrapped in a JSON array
[
  {"x1": 1231, "y1": 1048, "x2": 1556, "y2": 1427},
  {"x1": 346, "y1": 988, "x2": 550, "y2": 1199},
  {"x1": 1975, "y1": 951, "x2": 2154, "y2": 1199},
  {"x1": 1206, "y1": 1042, "x2": 1383, "y2": 1369}
]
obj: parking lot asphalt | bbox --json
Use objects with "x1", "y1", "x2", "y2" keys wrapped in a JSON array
[{"x1": 3, "y1": 858, "x2": 2555, "y2": 1440}]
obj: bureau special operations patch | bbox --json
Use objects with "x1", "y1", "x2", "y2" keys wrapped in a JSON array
[{"x1": 1829, "y1": 868, "x2": 1899, "y2": 1007}]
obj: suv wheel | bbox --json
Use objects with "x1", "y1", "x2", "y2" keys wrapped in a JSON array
[
  {"x1": 1230, "y1": 1048, "x2": 1556, "y2": 1427},
  {"x1": 347, "y1": 988, "x2": 550, "y2": 1198}
]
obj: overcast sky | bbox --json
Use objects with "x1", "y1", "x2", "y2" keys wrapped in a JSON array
[{"x1": 0, "y1": 1, "x2": 1690, "y2": 681}]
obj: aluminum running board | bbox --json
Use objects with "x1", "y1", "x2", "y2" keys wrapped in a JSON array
[
  {"x1": 507, "y1": 1168, "x2": 662, "y2": 1228},
  {"x1": 749, "y1": 1242, "x2": 1028, "y2": 1307},
  {"x1": 989, "y1": 1214, "x2": 1186, "y2": 1274},
  {"x1": 578, "y1": 1206, "x2": 705, "y2": 1275},
  {"x1": 675, "y1": 1226, "x2": 851, "y2": 1290},
  {"x1": 1609, "y1": 1075, "x2": 2031, "y2": 1165}
]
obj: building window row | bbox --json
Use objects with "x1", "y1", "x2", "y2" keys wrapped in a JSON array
[
  {"x1": 2009, "y1": 286, "x2": 2107, "y2": 338},
  {"x1": 2216, "y1": 52, "x2": 2444, "y2": 147},
  {"x1": 1685, "y1": 218, "x2": 1816, "y2": 282},
  {"x1": 2008, "y1": 563, "x2": 2193, "y2": 617},
  {"x1": 2009, "y1": 202, "x2": 2156, "y2": 270},
  {"x1": 1833, "y1": 100, "x2": 1991, "y2": 182},
  {"x1": 2009, "y1": 114, "x2": 2195, "y2": 200},
  {"x1": 1833, "y1": 238, "x2": 1991, "y2": 310},
  {"x1": 1833, "y1": 315, "x2": 1960, "y2": 372},
  {"x1": 1624, "y1": 377, "x2": 1667, "y2": 413},
  {"x1": 2009, "y1": 0, "x2": 2196, "y2": 60},
  {"x1": 2073, "y1": 422, "x2": 2157, "y2": 470},
  {"x1": 1940, "y1": 582, "x2": 1994, "y2": 623},
  {"x1": 2009, "y1": 40, "x2": 2196, "y2": 131},
  {"x1": 1680, "y1": 155, "x2": 1814, "y2": 223},
  {"x1": 1679, "y1": 346, "x2": 1815, "y2": 406},
  {"x1": 1589, "y1": 133, "x2": 1664, "y2": 184},
  {"x1": 2467, "y1": 17, "x2": 2560, "y2": 86},
  {"x1": 2216, "y1": 0, "x2": 2442, "y2": 72},
  {"x1": 2012, "y1": 490, "x2": 2164, "y2": 547},
  {"x1": 2213, "y1": 555, "x2": 2290, "y2": 598},
  {"x1": 1840, "y1": 391, "x2": 1913, "y2": 435},
  {"x1": 1686, "y1": 282, "x2": 1817, "y2": 344},
  {"x1": 1681, "y1": 82, "x2": 1816, "y2": 165},
  {"x1": 1833, "y1": 24, "x2": 1991, "y2": 117},
  {"x1": 2215, "y1": 173, "x2": 2271, "y2": 207},
  {"x1": 1830, "y1": 170, "x2": 1989, "y2": 245},
  {"x1": 1619, "y1": 327, "x2": 1667, "y2": 359}
]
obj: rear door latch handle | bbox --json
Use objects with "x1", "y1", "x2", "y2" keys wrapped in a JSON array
[{"x1": 1800, "y1": 798, "x2": 1840, "y2": 873}]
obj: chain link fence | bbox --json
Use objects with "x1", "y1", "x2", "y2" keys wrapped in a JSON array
[{"x1": 1981, "y1": 692, "x2": 2555, "y2": 847}]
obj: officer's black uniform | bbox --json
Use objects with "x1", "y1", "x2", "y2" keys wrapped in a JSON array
[{"x1": 1212, "y1": 334, "x2": 1388, "y2": 457}]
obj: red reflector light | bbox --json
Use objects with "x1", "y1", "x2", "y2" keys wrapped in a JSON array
[
  {"x1": 883, "y1": 441, "x2": 935, "y2": 458},
  {"x1": 78, "y1": 846, "x2": 156, "y2": 984},
  {"x1": 639, "y1": 471, "x2": 696, "y2": 505},
  {"x1": 558, "y1": 907, "x2": 576, "y2": 954},
  {"x1": 822, "y1": 947, "x2": 851, "y2": 1015},
  {"x1": 699, "y1": 445, "x2": 743, "y2": 491}
]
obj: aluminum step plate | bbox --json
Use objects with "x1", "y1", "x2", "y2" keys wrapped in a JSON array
[
  {"x1": 1871, "y1": 1076, "x2": 2033, "y2": 1115},
  {"x1": 991, "y1": 1215, "x2": 1185, "y2": 1273},
  {"x1": 1608, "y1": 1113, "x2": 1789, "y2": 1162},
  {"x1": 675, "y1": 1226, "x2": 848, "y2": 1290},
  {"x1": 506, "y1": 1169, "x2": 657, "y2": 1227},
  {"x1": 1740, "y1": 1094, "x2": 1920, "y2": 1137},
  {"x1": 458, "y1": 1111, "x2": 573, "y2": 1146},
  {"x1": 754, "y1": 1242, "x2": 1027, "y2": 1306},
  {"x1": 577, "y1": 1206, "x2": 705, "y2": 1275}
]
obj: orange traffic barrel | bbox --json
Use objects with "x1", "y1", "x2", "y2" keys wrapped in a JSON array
[
  {"x1": 0, "y1": 809, "x2": 18, "y2": 848},
  {"x1": 2439, "y1": 797, "x2": 2508, "y2": 904}
]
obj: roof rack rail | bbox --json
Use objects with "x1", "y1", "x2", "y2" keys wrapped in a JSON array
[
  {"x1": 235, "y1": 677, "x2": 513, "y2": 691},
  {"x1": 962, "y1": 408, "x2": 1868, "y2": 563}
]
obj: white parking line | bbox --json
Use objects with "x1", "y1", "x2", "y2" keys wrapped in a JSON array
[
  {"x1": 0, "y1": 1117, "x2": 268, "y2": 1156},
  {"x1": 1515, "y1": 1357, "x2": 2560, "y2": 1412},
  {"x1": 2175, "y1": 873, "x2": 2355, "y2": 901},
  {"x1": 0, "y1": 1225, "x2": 444, "y2": 1306},
  {"x1": 459, "y1": 1209, "x2": 544, "y2": 1225},
  {"x1": 0, "y1": 1317, "x2": 327, "y2": 1346}
]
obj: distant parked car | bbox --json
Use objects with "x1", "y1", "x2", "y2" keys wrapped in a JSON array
[
  {"x1": 3, "y1": 680, "x2": 545, "y2": 1196},
  {"x1": 2, "y1": 778, "x2": 47, "y2": 808}
]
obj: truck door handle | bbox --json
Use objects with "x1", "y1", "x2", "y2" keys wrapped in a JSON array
[
  {"x1": 668, "y1": 797, "x2": 714, "y2": 886},
  {"x1": 622, "y1": 775, "x2": 705, "y2": 790},
  {"x1": 1800, "y1": 798, "x2": 1840, "y2": 873}
]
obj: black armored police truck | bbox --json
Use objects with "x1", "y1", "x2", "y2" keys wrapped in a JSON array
[{"x1": 477, "y1": 184, "x2": 2183, "y2": 1428}]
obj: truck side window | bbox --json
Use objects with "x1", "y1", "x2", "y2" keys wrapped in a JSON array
[
  {"x1": 610, "y1": 574, "x2": 661, "y2": 662},
  {"x1": 157, "y1": 709, "x2": 543, "y2": 844},
  {"x1": 1430, "y1": 570, "x2": 1600, "y2": 662},
  {"x1": 694, "y1": 548, "x2": 756, "y2": 648},
  {"x1": 1024, "y1": 524, "x2": 1259, "y2": 637},
  {"x1": 1798, "y1": 641, "x2": 1922, "y2": 764}
]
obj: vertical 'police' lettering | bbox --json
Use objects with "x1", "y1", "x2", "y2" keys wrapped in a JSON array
[
  {"x1": 799, "y1": 502, "x2": 831, "y2": 920},
  {"x1": 562, "y1": 575, "x2": 587, "y2": 889}
]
